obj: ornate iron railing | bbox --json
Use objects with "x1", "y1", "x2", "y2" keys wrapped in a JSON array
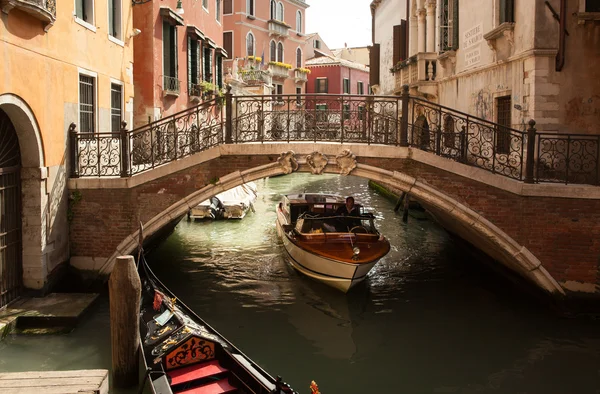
[{"x1": 68, "y1": 88, "x2": 600, "y2": 186}]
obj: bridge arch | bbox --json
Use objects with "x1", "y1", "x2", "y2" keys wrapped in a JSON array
[{"x1": 100, "y1": 161, "x2": 564, "y2": 296}]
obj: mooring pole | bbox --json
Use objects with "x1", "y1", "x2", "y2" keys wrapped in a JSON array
[
  {"x1": 109, "y1": 255, "x2": 141, "y2": 388},
  {"x1": 402, "y1": 194, "x2": 410, "y2": 223},
  {"x1": 394, "y1": 192, "x2": 406, "y2": 212}
]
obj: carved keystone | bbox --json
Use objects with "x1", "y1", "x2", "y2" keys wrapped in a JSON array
[
  {"x1": 277, "y1": 151, "x2": 298, "y2": 174},
  {"x1": 336, "y1": 149, "x2": 357, "y2": 176},
  {"x1": 306, "y1": 151, "x2": 328, "y2": 175}
]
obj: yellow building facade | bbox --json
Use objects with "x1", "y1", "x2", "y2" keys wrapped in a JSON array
[{"x1": 0, "y1": 0, "x2": 134, "y2": 305}]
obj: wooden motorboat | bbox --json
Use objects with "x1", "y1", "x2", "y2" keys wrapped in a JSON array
[
  {"x1": 138, "y1": 253, "x2": 297, "y2": 394},
  {"x1": 188, "y1": 182, "x2": 258, "y2": 220},
  {"x1": 275, "y1": 194, "x2": 391, "y2": 293}
]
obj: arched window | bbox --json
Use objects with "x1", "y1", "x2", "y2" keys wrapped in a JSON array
[
  {"x1": 277, "y1": 42, "x2": 284, "y2": 62},
  {"x1": 296, "y1": 11, "x2": 302, "y2": 33},
  {"x1": 296, "y1": 48, "x2": 302, "y2": 68},
  {"x1": 246, "y1": 32, "x2": 255, "y2": 56},
  {"x1": 276, "y1": 1, "x2": 284, "y2": 21},
  {"x1": 270, "y1": 0, "x2": 276, "y2": 20},
  {"x1": 270, "y1": 40, "x2": 276, "y2": 62}
]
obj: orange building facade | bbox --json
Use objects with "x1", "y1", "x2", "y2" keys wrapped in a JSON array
[
  {"x1": 222, "y1": 0, "x2": 309, "y2": 95},
  {"x1": 132, "y1": 0, "x2": 226, "y2": 128},
  {"x1": 0, "y1": 0, "x2": 134, "y2": 304}
]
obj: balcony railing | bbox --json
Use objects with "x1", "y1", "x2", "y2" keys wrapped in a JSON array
[
  {"x1": 394, "y1": 53, "x2": 437, "y2": 92},
  {"x1": 0, "y1": 0, "x2": 56, "y2": 30},
  {"x1": 269, "y1": 63, "x2": 290, "y2": 79},
  {"x1": 239, "y1": 69, "x2": 271, "y2": 86},
  {"x1": 163, "y1": 76, "x2": 181, "y2": 96},
  {"x1": 294, "y1": 69, "x2": 309, "y2": 83},
  {"x1": 268, "y1": 20, "x2": 290, "y2": 37}
]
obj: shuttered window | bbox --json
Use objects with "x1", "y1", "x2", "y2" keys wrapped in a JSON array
[
  {"x1": 224, "y1": 0, "x2": 232, "y2": 14},
  {"x1": 343, "y1": 78, "x2": 350, "y2": 94},
  {"x1": 315, "y1": 78, "x2": 328, "y2": 93},
  {"x1": 163, "y1": 21, "x2": 177, "y2": 78},
  {"x1": 204, "y1": 47, "x2": 213, "y2": 82},
  {"x1": 217, "y1": 56, "x2": 223, "y2": 88},
  {"x1": 188, "y1": 36, "x2": 200, "y2": 86},
  {"x1": 223, "y1": 32, "x2": 233, "y2": 60},
  {"x1": 369, "y1": 44, "x2": 380, "y2": 86}
]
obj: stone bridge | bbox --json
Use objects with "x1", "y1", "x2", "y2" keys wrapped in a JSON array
[{"x1": 67, "y1": 92, "x2": 600, "y2": 304}]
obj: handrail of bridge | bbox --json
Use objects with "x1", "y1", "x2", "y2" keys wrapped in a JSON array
[{"x1": 68, "y1": 86, "x2": 599, "y2": 186}]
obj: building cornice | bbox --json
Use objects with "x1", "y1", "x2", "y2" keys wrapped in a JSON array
[{"x1": 286, "y1": 0, "x2": 309, "y2": 9}]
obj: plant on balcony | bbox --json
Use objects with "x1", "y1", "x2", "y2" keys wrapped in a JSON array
[
  {"x1": 390, "y1": 55, "x2": 417, "y2": 74},
  {"x1": 269, "y1": 61, "x2": 292, "y2": 69},
  {"x1": 247, "y1": 55, "x2": 262, "y2": 63},
  {"x1": 295, "y1": 68, "x2": 311, "y2": 74}
]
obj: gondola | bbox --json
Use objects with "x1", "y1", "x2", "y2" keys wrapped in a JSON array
[{"x1": 138, "y1": 253, "x2": 297, "y2": 394}]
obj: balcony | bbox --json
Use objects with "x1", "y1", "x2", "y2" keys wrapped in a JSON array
[
  {"x1": 294, "y1": 68, "x2": 309, "y2": 83},
  {"x1": 268, "y1": 19, "x2": 290, "y2": 37},
  {"x1": 239, "y1": 69, "x2": 271, "y2": 86},
  {"x1": 393, "y1": 53, "x2": 438, "y2": 98},
  {"x1": 268, "y1": 62, "x2": 291, "y2": 79},
  {"x1": 1, "y1": 0, "x2": 56, "y2": 31},
  {"x1": 163, "y1": 76, "x2": 181, "y2": 97}
]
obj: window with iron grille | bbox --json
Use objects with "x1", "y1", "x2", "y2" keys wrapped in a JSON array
[
  {"x1": 496, "y1": 96, "x2": 512, "y2": 155},
  {"x1": 79, "y1": 74, "x2": 95, "y2": 133},
  {"x1": 315, "y1": 78, "x2": 328, "y2": 93},
  {"x1": 439, "y1": 0, "x2": 458, "y2": 52},
  {"x1": 357, "y1": 81, "x2": 364, "y2": 95},
  {"x1": 110, "y1": 83, "x2": 122, "y2": 133},
  {"x1": 343, "y1": 78, "x2": 350, "y2": 94}
]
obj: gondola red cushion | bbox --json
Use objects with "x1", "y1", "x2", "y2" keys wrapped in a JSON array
[
  {"x1": 176, "y1": 378, "x2": 237, "y2": 394},
  {"x1": 168, "y1": 360, "x2": 228, "y2": 385}
]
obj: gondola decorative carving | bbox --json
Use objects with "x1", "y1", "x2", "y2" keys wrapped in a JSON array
[{"x1": 306, "y1": 151, "x2": 328, "y2": 175}]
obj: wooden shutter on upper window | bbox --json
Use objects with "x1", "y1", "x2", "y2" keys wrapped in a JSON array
[
  {"x1": 224, "y1": 0, "x2": 232, "y2": 14},
  {"x1": 393, "y1": 25, "x2": 401, "y2": 65},
  {"x1": 223, "y1": 32, "x2": 233, "y2": 59},
  {"x1": 187, "y1": 36, "x2": 192, "y2": 86},
  {"x1": 369, "y1": 44, "x2": 380, "y2": 86},
  {"x1": 452, "y1": 0, "x2": 459, "y2": 50},
  {"x1": 400, "y1": 20, "x2": 407, "y2": 61}
]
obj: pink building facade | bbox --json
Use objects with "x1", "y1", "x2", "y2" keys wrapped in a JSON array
[
  {"x1": 306, "y1": 57, "x2": 370, "y2": 96},
  {"x1": 133, "y1": 0, "x2": 226, "y2": 128},
  {"x1": 222, "y1": 0, "x2": 309, "y2": 95}
]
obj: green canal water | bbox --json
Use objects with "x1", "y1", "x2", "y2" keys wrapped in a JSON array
[{"x1": 1, "y1": 173, "x2": 600, "y2": 393}]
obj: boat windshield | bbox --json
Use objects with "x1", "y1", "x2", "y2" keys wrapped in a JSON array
[{"x1": 295, "y1": 212, "x2": 377, "y2": 234}]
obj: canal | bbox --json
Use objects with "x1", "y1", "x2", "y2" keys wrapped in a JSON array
[{"x1": 1, "y1": 173, "x2": 599, "y2": 393}]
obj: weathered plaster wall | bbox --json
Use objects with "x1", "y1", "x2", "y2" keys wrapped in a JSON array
[{"x1": 374, "y1": 0, "x2": 407, "y2": 95}]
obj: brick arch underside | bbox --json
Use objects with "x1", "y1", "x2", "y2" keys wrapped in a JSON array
[{"x1": 102, "y1": 161, "x2": 564, "y2": 296}]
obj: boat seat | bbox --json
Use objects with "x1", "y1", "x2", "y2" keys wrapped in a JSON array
[
  {"x1": 176, "y1": 378, "x2": 237, "y2": 394},
  {"x1": 168, "y1": 360, "x2": 228, "y2": 386}
]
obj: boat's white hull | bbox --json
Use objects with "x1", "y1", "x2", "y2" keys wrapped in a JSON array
[{"x1": 276, "y1": 220, "x2": 379, "y2": 293}]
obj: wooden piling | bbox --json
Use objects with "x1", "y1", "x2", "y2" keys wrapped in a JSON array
[
  {"x1": 402, "y1": 194, "x2": 410, "y2": 223},
  {"x1": 394, "y1": 192, "x2": 406, "y2": 212},
  {"x1": 109, "y1": 255, "x2": 141, "y2": 388}
]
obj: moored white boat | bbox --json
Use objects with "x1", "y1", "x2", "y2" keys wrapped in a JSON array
[
  {"x1": 276, "y1": 193, "x2": 391, "y2": 292},
  {"x1": 189, "y1": 182, "x2": 258, "y2": 220}
]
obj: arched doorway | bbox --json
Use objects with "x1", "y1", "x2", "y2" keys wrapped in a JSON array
[{"x1": 0, "y1": 108, "x2": 22, "y2": 308}]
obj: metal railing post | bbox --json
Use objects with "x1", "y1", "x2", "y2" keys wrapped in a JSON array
[
  {"x1": 120, "y1": 121, "x2": 130, "y2": 178},
  {"x1": 400, "y1": 84, "x2": 409, "y2": 147},
  {"x1": 69, "y1": 123, "x2": 79, "y2": 178},
  {"x1": 524, "y1": 119, "x2": 536, "y2": 184},
  {"x1": 225, "y1": 85, "x2": 233, "y2": 143}
]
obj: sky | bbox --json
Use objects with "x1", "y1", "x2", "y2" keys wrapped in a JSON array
[{"x1": 305, "y1": 0, "x2": 373, "y2": 49}]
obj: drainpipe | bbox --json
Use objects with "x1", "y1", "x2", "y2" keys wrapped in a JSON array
[{"x1": 556, "y1": 0, "x2": 566, "y2": 71}]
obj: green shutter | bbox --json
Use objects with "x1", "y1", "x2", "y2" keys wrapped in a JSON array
[
  {"x1": 188, "y1": 36, "x2": 192, "y2": 87},
  {"x1": 196, "y1": 41, "x2": 201, "y2": 83},
  {"x1": 452, "y1": 0, "x2": 459, "y2": 50},
  {"x1": 325, "y1": 78, "x2": 328, "y2": 93},
  {"x1": 163, "y1": 21, "x2": 171, "y2": 77}
]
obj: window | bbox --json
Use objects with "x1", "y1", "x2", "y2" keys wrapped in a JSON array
[
  {"x1": 203, "y1": 0, "x2": 208, "y2": 10},
  {"x1": 499, "y1": 0, "x2": 514, "y2": 23},
  {"x1": 224, "y1": 0, "x2": 232, "y2": 14},
  {"x1": 496, "y1": 96, "x2": 511, "y2": 154},
  {"x1": 276, "y1": 2, "x2": 284, "y2": 21},
  {"x1": 79, "y1": 74, "x2": 95, "y2": 133},
  {"x1": 273, "y1": 84, "x2": 283, "y2": 102},
  {"x1": 343, "y1": 104, "x2": 350, "y2": 120},
  {"x1": 393, "y1": 21, "x2": 407, "y2": 65},
  {"x1": 246, "y1": 0, "x2": 255, "y2": 17},
  {"x1": 75, "y1": 0, "x2": 94, "y2": 25},
  {"x1": 315, "y1": 78, "x2": 328, "y2": 93},
  {"x1": 110, "y1": 83, "x2": 122, "y2": 133},
  {"x1": 204, "y1": 46, "x2": 213, "y2": 82},
  {"x1": 163, "y1": 21, "x2": 178, "y2": 79},
  {"x1": 296, "y1": 48, "x2": 302, "y2": 68},
  {"x1": 586, "y1": 0, "x2": 600, "y2": 12},
  {"x1": 108, "y1": 0, "x2": 122, "y2": 40},
  {"x1": 246, "y1": 32, "x2": 255, "y2": 56},
  {"x1": 296, "y1": 11, "x2": 302, "y2": 33},
  {"x1": 270, "y1": 0, "x2": 276, "y2": 19},
  {"x1": 216, "y1": 56, "x2": 223, "y2": 89},
  {"x1": 296, "y1": 87, "x2": 302, "y2": 105},
  {"x1": 313, "y1": 39, "x2": 321, "y2": 49},
  {"x1": 277, "y1": 42, "x2": 284, "y2": 62},
  {"x1": 188, "y1": 36, "x2": 201, "y2": 92},
  {"x1": 270, "y1": 40, "x2": 276, "y2": 61},
  {"x1": 343, "y1": 78, "x2": 350, "y2": 94},
  {"x1": 216, "y1": 0, "x2": 221, "y2": 22},
  {"x1": 440, "y1": 0, "x2": 459, "y2": 52},
  {"x1": 357, "y1": 81, "x2": 364, "y2": 95},
  {"x1": 223, "y1": 32, "x2": 233, "y2": 60}
]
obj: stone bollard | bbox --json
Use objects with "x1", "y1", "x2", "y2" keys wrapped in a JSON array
[{"x1": 109, "y1": 255, "x2": 141, "y2": 388}]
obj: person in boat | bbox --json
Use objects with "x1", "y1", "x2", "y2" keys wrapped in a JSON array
[{"x1": 335, "y1": 196, "x2": 362, "y2": 231}]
